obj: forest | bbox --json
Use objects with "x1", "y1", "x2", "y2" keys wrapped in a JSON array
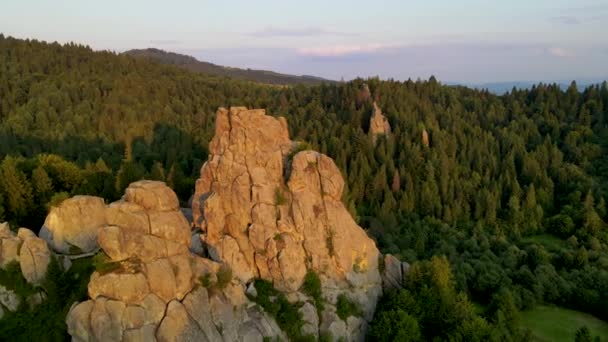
[{"x1": 0, "y1": 34, "x2": 607, "y2": 341}]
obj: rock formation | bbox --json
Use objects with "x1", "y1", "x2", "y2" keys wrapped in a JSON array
[
  {"x1": 66, "y1": 181, "x2": 285, "y2": 342},
  {"x1": 0, "y1": 106, "x2": 408, "y2": 341},
  {"x1": 422, "y1": 128, "x2": 430, "y2": 147},
  {"x1": 0, "y1": 222, "x2": 51, "y2": 318},
  {"x1": 381, "y1": 254, "x2": 410, "y2": 291},
  {"x1": 369, "y1": 102, "x2": 391, "y2": 145},
  {"x1": 193, "y1": 107, "x2": 383, "y2": 340}
]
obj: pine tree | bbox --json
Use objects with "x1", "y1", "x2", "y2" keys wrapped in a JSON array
[{"x1": 0, "y1": 156, "x2": 33, "y2": 221}]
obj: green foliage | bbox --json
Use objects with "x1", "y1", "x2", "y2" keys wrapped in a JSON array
[
  {"x1": 274, "y1": 187, "x2": 288, "y2": 206},
  {"x1": 92, "y1": 252, "x2": 120, "y2": 275},
  {"x1": 199, "y1": 273, "x2": 212, "y2": 288},
  {"x1": 47, "y1": 191, "x2": 70, "y2": 209},
  {"x1": 0, "y1": 261, "x2": 37, "y2": 298},
  {"x1": 301, "y1": 270, "x2": 324, "y2": 312},
  {"x1": 519, "y1": 306, "x2": 608, "y2": 342},
  {"x1": 0, "y1": 256, "x2": 94, "y2": 341},
  {"x1": 575, "y1": 326, "x2": 593, "y2": 342},
  {"x1": 215, "y1": 264, "x2": 233, "y2": 289},
  {"x1": 370, "y1": 257, "x2": 493, "y2": 341},
  {"x1": 248, "y1": 279, "x2": 307, "y2": 341},
  {"x1": 336, "y1": 294, "x2": 361, "y2": 320},
  {"x1": 368, "y1": 309, "x2": 422, "y2": 342}
]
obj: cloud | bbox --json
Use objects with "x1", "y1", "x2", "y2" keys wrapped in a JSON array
[
  {"x1": 548, "y1": 47, "x2": 574, "y2": 58},
  {"x1": 249, "y1": 26, "x2": 357, "y2": 38},
  {"x1": 149, "y1": 39, "x2": 181, "y2": 45},
  {"x1": 296, "y1": 43, "x2": 397, "y2": 57},
  {"x1": 550, "y1": 16, "x2": 581, "y2": 25}
]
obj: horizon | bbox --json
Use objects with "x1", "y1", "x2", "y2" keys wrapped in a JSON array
[{"x1": 2, "y1": 0, "x2": 608, "y2": 83}]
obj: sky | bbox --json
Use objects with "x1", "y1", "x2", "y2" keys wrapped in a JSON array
[{"x1": 2, "y1": 0, "x2": 608, "y2": 83}]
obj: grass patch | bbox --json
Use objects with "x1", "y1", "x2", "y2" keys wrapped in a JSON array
[
  {"x1": 336, "y1": 293, "x2": 361, "y2": 320},
  {"x1": 519, "y1": 305, "x2": 608, "y2": 342},
  {"x1": 521, "y1": 234, "x2": 566, "y2": 252}
]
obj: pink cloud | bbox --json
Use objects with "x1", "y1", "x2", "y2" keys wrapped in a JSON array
[
  {"x1": 548, "y1": 47, "x2": 574, "y2": 57},
  {"x1": 296, "y1": 44, "x2": 397, "y2": 57}
]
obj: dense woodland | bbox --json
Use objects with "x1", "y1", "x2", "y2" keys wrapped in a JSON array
[{"x1": 1, "y1": 34, "x2": 607, "y2": 341}]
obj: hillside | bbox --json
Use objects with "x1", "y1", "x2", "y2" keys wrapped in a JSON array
[
  {"x1": 124, "y1": 48, "x2": 332, "y2": 86},
  {"x1": 1, "y1": 34, "x2": 608, "y2": 341}
]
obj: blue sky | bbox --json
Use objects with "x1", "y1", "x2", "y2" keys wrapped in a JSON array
[{"x1": 2, "y1": 0, "x2": 607, "y2": 83}]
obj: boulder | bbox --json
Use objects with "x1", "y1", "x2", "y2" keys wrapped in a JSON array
[
  {"x1": 381, "y1": 254, "x2": 410, "y2": 291},
  {"x1": 300, "y1": 302, "x2": 319, "y2": 338},
  {"x1": 0, "y1": 284, "x2": 20, "y2": 312},
  {"x1": 18, "y1": 234, "x2": 51, "y2": 285},
  {"x1": 0, "y1": 226, "x2": 21, "y2": 267},
  {"x1": 39, "y1": 196, "x2": 107, "y2": 254},
  {"x1": 124, "y1": 180, "x2": 179, "y2": 212},
  {"x1": 156, "y1": 300, "x2": 206, "y2": 342}
]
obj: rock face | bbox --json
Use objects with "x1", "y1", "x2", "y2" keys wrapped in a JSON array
[
  {"x1": 369, "y1": 102, "x2": 391, "y2": 144},
  {"x1": 422, "y1": 128, "x2": 430, "y2": 147},
  {"x1": 193, "y1": 107, "x2": 383, "y2": 340},
  {"x1": 67, "y1": 181, "x2": 285, "y2": 342},
  {"x1": 381, "y1": 254, "x2": 410, "y2": 291}
]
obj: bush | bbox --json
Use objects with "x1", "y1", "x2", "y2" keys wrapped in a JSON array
[
  {"x1": 275, "y1": 187, "x2": 288, "y2": 206},
  {"x1": 199, "y1": 273, "x2": 212, "y2": 288},
  {"x1": 0, "y1": 256, "x2": 94, "y2": 341},
  {"x1": 336, "y1": 294, "x2": 361, "y2": 320},
  {"x1": 249, "y1": 279, "x2": 307, "y2": 341},
  {"x1": 215, "y1": 264, "x2": 233, "y2": 289},
  {"x1": 0, "y1": 261, "x2": 37, "y2": 298},
  {"x1": 301, "y1": 270, "x2": 324, "y2": 311},
  {"x1": 92, "y1": 252, "x2": 120, "y2": 275}
]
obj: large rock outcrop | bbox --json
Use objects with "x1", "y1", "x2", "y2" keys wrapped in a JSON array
[
  {"x1": 369, "y1": 102, "x2": 391, "y2": 144},
  {"x1": 66, "y1": 181, "x2": 285, "y2": 342},
  {"x1": 193, "y1": 107, "x2": 383, "y2": 340}
]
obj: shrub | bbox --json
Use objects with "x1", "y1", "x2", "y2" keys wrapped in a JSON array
[
  {"x1": 92, "y1": 252, "x2": 120, "y2": 275},
  {"x1": 275, "y1": 187, "x2": 288, "y2": 206},
  {"x1": 336, "y1": 294, "x2": 361, "y2": 320},
  {"x1": 326, "y1": 229, "x2": 335, "y2": 256},
  {"x1": 199, "y1": 273, "x2": 212, "y2": 288},
  {"x1": 248, "y1": 279, "x2": 306, "y2": 341},
  {"x1": 215, "y1": 264, "x2": 233, "y2": 289},
  {"x1": 0, "y1": 261, "x2": 37, "y2": 298},
  {"x1": 301, "y1": 270, "x2": 324, "y2": 311}
]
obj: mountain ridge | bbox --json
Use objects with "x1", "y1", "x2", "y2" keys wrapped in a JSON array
[{"x1": 123, "y1": 48, "x2": 334, "y2": 86}]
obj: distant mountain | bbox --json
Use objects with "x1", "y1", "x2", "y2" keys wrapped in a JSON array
[{"x1": 123, "y1": 48, "x2": 333, "y2": 86}]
